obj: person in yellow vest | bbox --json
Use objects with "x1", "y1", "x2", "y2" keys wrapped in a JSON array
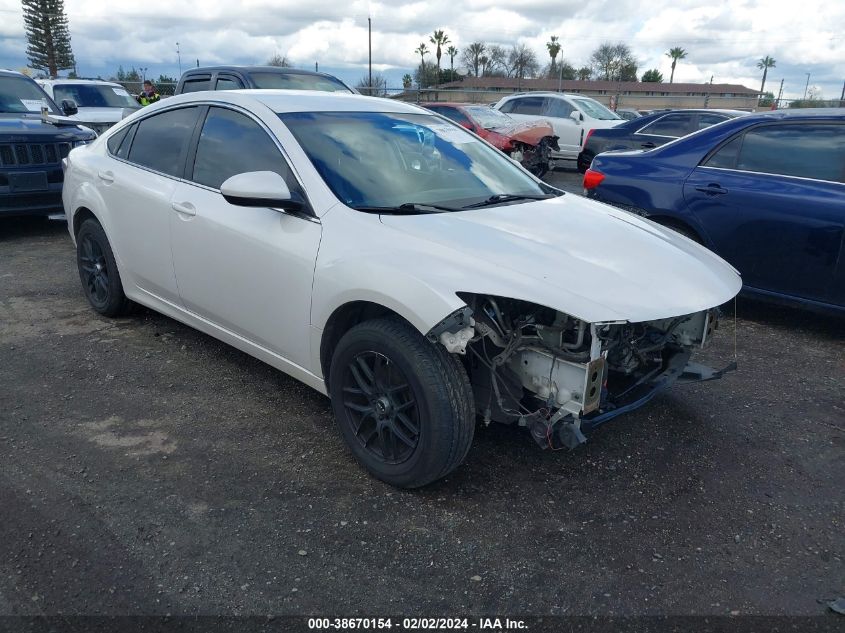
[{"x1": 136, "y1": 80, "x2": 160, "y2": 106}]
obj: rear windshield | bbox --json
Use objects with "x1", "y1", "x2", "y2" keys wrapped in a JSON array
[
  {"x1": 250, "y1": 72, "x2": 352, "y2": 93},
  {"x1": 53, "y1": 84, "x2": 140, "y2": 109},
  {"x1": 573, "y1": 98, "x2": 620, "y2": 121},
  {"x1": 0, "y1": 76, "x2": 59, "y2": 114}
]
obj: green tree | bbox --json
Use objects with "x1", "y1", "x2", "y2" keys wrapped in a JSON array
[
  {"x1": 461, "y1": 42, "x2": 486, "y2": 77},
  {"x1": 758, "y1": 91, "x2": 774, "y2": 107},
  {"x1": 666, "y1": 46, "x2": 687, "y2": 83},
  {"x1": 414, "y1": 43, "x2": 429, "y2": 87},
  {"x1": 402, "y1": 73, "x2": 413, "y2": 89},
  {"x1": 429, "y1": 30, "x2": 450, "y2": 89},
  {"x1": 577, "y1": 66, "x2": 592, "y2": 81},
  {"x1": 546, "y1": 35, "x2": 561, "y2": 73},
  {"x1": 446, "y1": 45, "x2": 459, "y2": 81},
  {"x1": 22, "y1": 0, "x2": 75, "y2": 77},
  {"x1": 757, "y1": 55, "x2": 776, "y2": 96},
  {"x1": 590, "y1": 42, "x2": 637, "y2": 81},
  {"x1": 641, "y1": 68, "x2": 663, "y2": 82}
]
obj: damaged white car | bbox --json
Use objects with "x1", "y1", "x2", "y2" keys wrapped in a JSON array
[{"x1": 62, "y1": 91, "x2": 742, "y2": 488}]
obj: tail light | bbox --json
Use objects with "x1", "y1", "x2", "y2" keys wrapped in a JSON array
[{"x1": 582, "y1": 168, "x2": 605, "y2": 190}]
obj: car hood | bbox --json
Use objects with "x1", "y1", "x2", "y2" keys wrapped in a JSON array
[
  {"x1": 489, "y1": 120, "x2": 556, "y2": 145},
  {"x1": 378, "y1": 194, "x2": 741, "y2": 323},
  {"x1": 0, "y1": 114, "x2": 92, "y2": 139},
  {"x1": 71, "y1": 107, "x2": 137, "y2": 123}
]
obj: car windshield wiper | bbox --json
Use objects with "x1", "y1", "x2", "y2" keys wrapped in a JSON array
[
  {"x1": 351, "y1": 202, "x2": 459, "y2": 215},
  {"x1": 461, "y1": 193, "x2": 555, "y2": 210}
]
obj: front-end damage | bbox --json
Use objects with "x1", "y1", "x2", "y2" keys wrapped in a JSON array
[{"x1": 427, "y1": 293, "x2": 734, "y2": 450}]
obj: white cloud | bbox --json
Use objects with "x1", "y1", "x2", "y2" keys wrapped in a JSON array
[{"x1": 0, "y1": 0, "x2": 841, "y2": 98}]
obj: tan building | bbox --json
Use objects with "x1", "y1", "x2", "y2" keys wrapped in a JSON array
[{"x1": 396, "y1": 77, "x2": 760, "y2": 111}]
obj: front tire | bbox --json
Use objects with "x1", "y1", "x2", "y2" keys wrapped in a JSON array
[
  {"x1": 328, "y1": 318, "x2": 475, "y2": 488},
  {"x1": 76, "y1": 218, "x2": 134, "y2": 317}
]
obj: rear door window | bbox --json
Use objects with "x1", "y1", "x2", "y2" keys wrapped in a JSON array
[
  {"x1": 128, "y1": 107, "x2": 198, "y2": 177},
  {"x1": 507, "y1": 97, "x2": 544, "y2": 115},
  {"x1": 733, "y1": 123, "x2": 845, "y2": 182},
  {"x1": 180, "y1": 76, "x2": 212, "y2": 93},
  {"x1": 638, "y1": 113, "x2": 694, "y2": 137},
  {"x1": 697, "y1": 113, "x2": 729, "y2": 129}
]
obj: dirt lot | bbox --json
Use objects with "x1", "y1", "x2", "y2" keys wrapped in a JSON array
[{"x1": 1, "y1": 167, "x2": 843, "y2": 619}]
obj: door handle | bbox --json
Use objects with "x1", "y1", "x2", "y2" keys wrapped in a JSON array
[
  {"x1": 695, "y1": 184, "x2": 728, "y2": 196},
  {"x1": 640, "y1": 142, "x2": 656, "y2": 149},
  {"x1": 97, "y1": 170, "x2": 114, "y2": 183},
  {"x1": 171, "y1": 201, "x2": 196, "y2": 216}
]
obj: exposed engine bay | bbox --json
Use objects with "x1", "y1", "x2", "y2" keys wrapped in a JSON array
[{"x1": 428, "y1": 293, "x2": 728, "y2": 450}]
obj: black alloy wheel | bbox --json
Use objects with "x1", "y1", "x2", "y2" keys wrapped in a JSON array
[
  {"x1": 328, "y1": 318, "x2": 475, "y2": 488},
  {"x1": 341, "y1": 351, "x2": 420, "y2": 464},
  {"x1": 75, "y1": 218, "x2": 134, "y2": 317}
]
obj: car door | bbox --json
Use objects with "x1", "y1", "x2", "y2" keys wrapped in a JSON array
[
  {"x1": 169, "y1": 105, "x2": 321, "y2": 367},
  {"x1": 96, "y1": 106, "x2": 200, "y2": 302},
  {"x1": 542, "y1": 97, "x2": 581, "y2": 155},
  {"x1": 682, "y1": 121, "x2": 845, "y2": 304}
]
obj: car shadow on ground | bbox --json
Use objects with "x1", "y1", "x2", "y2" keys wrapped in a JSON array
[
  {"x1": 733, "y1": 297, "x2": 843, "y2": 341},
  {"x1": 0, "y1": 216, "x2": 67, "y2": 242}
]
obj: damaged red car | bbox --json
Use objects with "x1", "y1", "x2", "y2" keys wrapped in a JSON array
[{"x1": 422, "y1": 102, "x2": 559, "y2": 176}]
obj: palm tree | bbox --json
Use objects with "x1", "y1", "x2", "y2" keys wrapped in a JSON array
[
  {"x1": 429, "y1": 30, "x2": 450, "y2": 89},
  {"x1": 666, "y1": 46, "x2": 687, "y2": 83},
  {"x1": 467, "y1": 42, "x2": 485, "y2": 77},
  {"x1": 446, "y1": 45, "x2": 458, "y2": 81},
  {"x1": 546, "y1": 35, "x2": 561, "y2": 73},
  {"x1": 414, "y1": 43, "x2": 429, "y2": 88},
  {"x1": 577, "y1": 66, "x2": 591, "y2": 81},
  {"x1": 757, "y1": 55, "x2": 776, "y2": 96}
]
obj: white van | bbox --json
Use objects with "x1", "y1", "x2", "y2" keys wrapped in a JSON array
[
  {"x1": 493, "y1": 92, "x2": 624, "y2": 160},
  {"x1": 36, "y1": 79, "x2": 140, "y2": 136}
]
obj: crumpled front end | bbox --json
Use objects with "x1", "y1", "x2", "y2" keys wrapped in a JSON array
[{"x1": 429, "y1": 293, "x2": 733, "y2": 449}]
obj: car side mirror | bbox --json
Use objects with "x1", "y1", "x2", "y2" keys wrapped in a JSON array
[
  {"x1": 61, "y1": 99, "x2": 78, "y2": 116},
  {"x1": 569, "y1": 110, "x2": 583, "y2": 124},
  {"x1": 220, "y1": 171, "x2": 304, "y2": 212}
]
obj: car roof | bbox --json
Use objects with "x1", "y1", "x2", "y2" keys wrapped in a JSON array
[
  {"x1": 184, "y1": 66, "x2": 341, "y2": 79},
  {"x1": 152, "y1": 89, "x2": 431, "y2": 115},
  {"x1": 35, "y1": 78, "x2": 123, "y2": 87},
  {"x1": 0, "y1": 69, "x2": 31, "y2": 79}
]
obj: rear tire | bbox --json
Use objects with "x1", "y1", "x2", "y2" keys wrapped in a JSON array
[
  {"x1": 76, "y1": 218, "x2": 134, "y2": 317},
  {"x1": 328, "y1": 318, "x2": 475, "y2": 488}
]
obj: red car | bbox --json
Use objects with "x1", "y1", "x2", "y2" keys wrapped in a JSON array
[{"x1": 422, "y1": 102, "x2": 559, "y2": 177}]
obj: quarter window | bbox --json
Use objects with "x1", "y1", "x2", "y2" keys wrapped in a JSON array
[
  {"x1": 128, "y1": 107, "x2": 198, "y2": 177},
  {"x1": 191, "y1": 106, "x2": 294, "y2": 190},
  {"x1": 106, "y1": 126, "x2": 129, "y2": 155}
]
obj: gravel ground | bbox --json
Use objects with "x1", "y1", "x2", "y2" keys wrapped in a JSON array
[{"x1": 0, "y1": 170, "x2": 842, "y2": 618}]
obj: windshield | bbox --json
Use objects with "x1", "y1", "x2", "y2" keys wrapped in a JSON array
[
  {"x1": 53, "y1": 83, "x2": 139, "y2": 109},
  {"x1": 251, "y1": 72, "x2": 352, "y2": 93},
  {"x1": 463, "y1": 106, "x2": 514, "y2": 129},
  {"x1": 280, "y1": 111, "x2": 550, "y2": 210},
  {"x1": 573, "y1": 98, "x2": 621, "y2": 120},
  {"x1": 0, "y1": 76, "x2": 59, "y2": 114}
]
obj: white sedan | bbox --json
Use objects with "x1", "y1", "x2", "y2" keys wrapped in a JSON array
[{"x1": 63, "y1": 90, "x2": 741, "y2": 488}]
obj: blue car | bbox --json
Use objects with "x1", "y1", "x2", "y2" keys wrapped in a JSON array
[{"x1": 583, "y1": 108, "x2": 845, "y2": 313}]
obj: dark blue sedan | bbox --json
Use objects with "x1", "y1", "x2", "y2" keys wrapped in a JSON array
[{"x1": 583, "y1": 109, "x2": 845, "y2": 313}]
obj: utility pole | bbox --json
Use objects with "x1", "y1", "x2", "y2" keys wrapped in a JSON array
[
  {"x1": 839, "y1": 79, "x2": 844, "y2": 106},
  {"x1": 557, "y1": 57, "x2": 563, "y2": 92},
  {"x1": 368, "y1": 17, "x2": 372, "y2": 96},
  {"x1": 776, "y1": 78, "x2": 784, "y2": 109},
  {"x1": 315, "y1": 62, "x2": 318, "y2": 72},
  {"x1": 803, "y1": 72, "x2": 810, "y2": 100},
  {"x1": 176, "y1": 42, "x2": 182, "y2": 76}
]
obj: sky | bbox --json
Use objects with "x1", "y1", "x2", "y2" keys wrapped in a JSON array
[{"x1": 0, "y1": 0, "x2": 843, "y2": 101}]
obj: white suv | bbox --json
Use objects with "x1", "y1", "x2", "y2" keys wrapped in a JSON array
[
  {"x1": 36, "y1": 78, "x2": 140, "y2": 135},
  {"x1": 494, "y1": 92, "x2": 624, "y2": 160}
]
